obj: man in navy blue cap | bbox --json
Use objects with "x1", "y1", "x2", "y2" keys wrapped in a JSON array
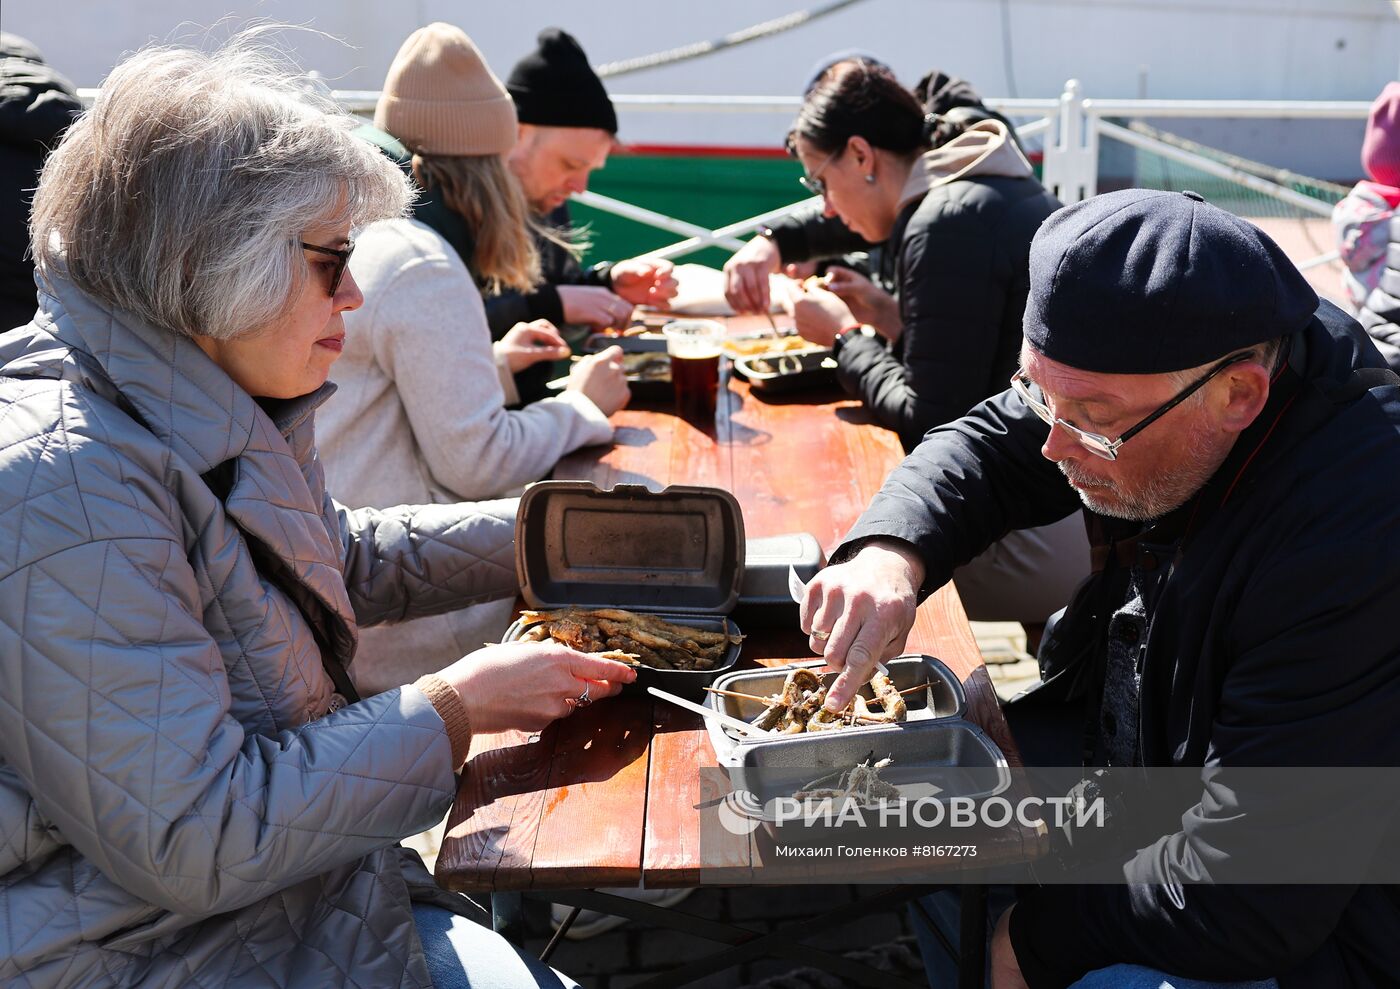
[{"x1": 799, "y1": 189, "x2": 1400, "y2": 987}]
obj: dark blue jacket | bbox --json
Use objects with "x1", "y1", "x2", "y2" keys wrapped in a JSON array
[{"x1": 839, "y1": 303, "x2": 1400, "y2": 988}]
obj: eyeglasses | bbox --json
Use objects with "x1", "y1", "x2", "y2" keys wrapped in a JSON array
[
  {"x1": 1010, "y1": 352, "x2": 1253, "y2": 461},
  {"x1": 798, "y1": 147, "x2": 843, "y2": 197},
  {"x1": 301, "y1": 239, "x2": 355, "y2": 296}
]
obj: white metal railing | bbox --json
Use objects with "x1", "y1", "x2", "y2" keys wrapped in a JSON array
[
  {"x1": 570, "y1": 81, "x2": 1361, "y2": 269},
  {"x1": 1030, "y1": 81, "x2": 1359, "y2": 273},
  {"x1": 74, "y1": 80, "x2": 1358, "y2": 268},
  {"x1": 571, "y1": 191, "x2": 749, "y2": 252},
  {"x1": 1096, "y1": 119, "x2": 1335, "y2": 217},
  {"x1": 647, "y1": 197, "x2": 825, "y2": 261},
  {"x1": 1080, "y1": 99, "x2": 1372, "y2": 120}
]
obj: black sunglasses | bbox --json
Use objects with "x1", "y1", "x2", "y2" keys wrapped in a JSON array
[{"x1": 301, "y1": 240, "x2": 355, "y2": 296}]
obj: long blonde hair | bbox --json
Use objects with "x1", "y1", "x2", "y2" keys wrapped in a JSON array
[{"x1": 411, "y1": 152, "x2": 546, "y2": 296}]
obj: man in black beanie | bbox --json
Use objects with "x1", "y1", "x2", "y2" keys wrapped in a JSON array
[
  {"x1": 487, "y1": 27, "x2": 675, "y2": 397},
  {"x1": 798, "y1": 189, "x2": 1400, "y2": 987}
]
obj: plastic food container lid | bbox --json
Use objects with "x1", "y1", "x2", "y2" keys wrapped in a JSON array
[{"x1": 515, "y1": 481, "x2": 746, "y2": 614}]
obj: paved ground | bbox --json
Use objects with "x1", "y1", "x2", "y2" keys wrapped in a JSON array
[
  {"x1": 972, "y1": 620, "x2": 1041, "y2": 704},
  {"x1": 1251, "y1": 216, "x2": 1345, "y2": 305}
]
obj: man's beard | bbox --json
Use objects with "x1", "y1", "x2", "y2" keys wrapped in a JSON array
[{"x1": 1058, "y1": 419, "x2": 1224, "y2": 522}]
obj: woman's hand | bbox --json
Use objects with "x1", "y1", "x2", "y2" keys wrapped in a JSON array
[
  {"x1": 559, "y1": 285, "x2": 635, "y2": 328},
  {"x1": 824, "y1": 267, "x2": 901, "y2": 341},
  {"x1": 783, "y1": 279, "x2": 857, "y2": 348},
  {"x1": 436, "y1": 640, "x2": 638, "y2": 734},
  {"x1": 723, "y1": 235, "x2": 782, "y2": 314},
  {"x1": 611, "y1": 257, "x2": 678, "y2": 306},
  {"x1": 566, "y1": 344, "x2": 631, "y2": 416},
  {"x1": 494, "y1": 320, "x2": 572, "y2": 373}
]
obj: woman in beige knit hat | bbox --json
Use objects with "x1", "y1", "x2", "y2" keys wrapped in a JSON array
[{"x1": 318, "y1": 22, "x2": 630, "y2": 697}]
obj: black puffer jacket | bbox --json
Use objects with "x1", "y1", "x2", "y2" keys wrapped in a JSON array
[
  {"x1": 761, "y1": 74, "x2": 1027, "y2": 310},
  {"x1": 0, "y1": 34, "x2": 79, "y2": 333},
  {"x1": 833, "y1": 127, "x2": 1060, "y2": 452},
  {"x1": 838, "y1": 304, "x2": 1400, "y2": 989}
]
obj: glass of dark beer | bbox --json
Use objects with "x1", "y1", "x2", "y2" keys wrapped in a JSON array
[{"x1": 662, "y1": 319, "x2": 725, "y2": 423}]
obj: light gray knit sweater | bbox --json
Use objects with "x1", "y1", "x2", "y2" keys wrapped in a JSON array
[{"x1": 319, "y1": 217, "x2": 614, "y2": 692}]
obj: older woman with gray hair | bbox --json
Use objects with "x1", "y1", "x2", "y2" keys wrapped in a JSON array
[{"x1": 0, "y1": 36, "x2": 628, "y2": 989}]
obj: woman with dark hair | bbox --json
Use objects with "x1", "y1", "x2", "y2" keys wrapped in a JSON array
[
  {"x1": 768, "y1": 60, "x2": 1087, "y2": 628},
  {"x1": 785, "y1": 60, "x2": 1045, "y2": 443}
]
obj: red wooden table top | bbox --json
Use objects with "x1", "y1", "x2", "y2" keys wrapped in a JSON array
[{"x1": 436, "y1": 316, "x2": 1036, "y2": 892}]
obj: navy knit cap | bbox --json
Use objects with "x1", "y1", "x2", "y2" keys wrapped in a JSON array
[
  {"x1": 1024, "y1": 189, "x2": 1319, "y2": 374},
  {"x1": 507, "y1": 28, "x2": 617, "y2": 134}
]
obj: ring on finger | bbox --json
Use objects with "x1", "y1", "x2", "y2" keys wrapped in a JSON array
[
  {"x1": 810, "y1": 629, "x2": 831, "y2": 641},
  {"x1": 573, "y1": 685, "x2": 593, "y2": 709}
]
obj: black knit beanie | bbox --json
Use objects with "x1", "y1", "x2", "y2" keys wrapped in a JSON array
[{"x1": 506, "y1": 28, "x2": 617, "y2": 134}]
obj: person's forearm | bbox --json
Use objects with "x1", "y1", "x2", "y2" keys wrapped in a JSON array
[
  {"x1": 338, "y1": 499, "x2": 518, "y2": 625},
  {"x1": 413, "y1": 675, "x2": 473, "y2": 767},
  {"x1": 5, "y1": 539, "x2": 458, "y2": 919},
  {"x1": 834, "y1": 390, "x2": 1077, "y2": 596},
  {"x1": 767, "y1": 208, "x2": 874, "y2": 264}
]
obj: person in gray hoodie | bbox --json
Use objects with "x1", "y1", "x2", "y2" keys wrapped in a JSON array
[
  {"x1": 781, "y1": 59, "x2": 1086, "y2": 628},
  {"x1": 0, "y1": 35, "x2": 634, "y2": 988}
]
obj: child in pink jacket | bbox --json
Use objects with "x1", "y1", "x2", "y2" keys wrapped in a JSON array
[{"x1": 1333, "y1": 82, "x2": 1400, "y2": 370}]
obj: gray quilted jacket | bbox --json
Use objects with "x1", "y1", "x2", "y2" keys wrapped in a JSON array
[{"x1": 0, "y1": 273, "x2": 519, "y2": 987}]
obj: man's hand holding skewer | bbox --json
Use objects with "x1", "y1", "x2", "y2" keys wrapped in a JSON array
[{"x1": 798, "y1": 539, "x2": 924, "y2": 712}]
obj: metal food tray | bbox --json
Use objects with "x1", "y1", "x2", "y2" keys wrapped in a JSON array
[
  {"x1": 583, "y1": 331, "x2": 669, "y2": 354},
  {"x1": 502, "y1": 612, "x2": 742, "y2": 703},
  {"x1": 726, "y1": 718, "x2": 1011, "y2": 832},
  {"x1": 732, "y1": 349, "x2": 838, "y2": 395},
  {"x1": 722, "y1": 717, "x2": 1019, "y2": 846},
  {"x1": 705, "y1": 655, "x2": 965, "y2": 765},
  {"x1": 546, "y1": 334, "x2": 672, "y2": 400}
]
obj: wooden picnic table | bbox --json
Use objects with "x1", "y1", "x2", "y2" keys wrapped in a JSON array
[{"x1": 436, "y1": 314, "x2": 1038, "y2": 898}]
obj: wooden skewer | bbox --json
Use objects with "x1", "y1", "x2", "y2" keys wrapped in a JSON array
[
  {"x1": 708, "y1": 681, "x2": 925, "y2": 704},
  {"x1": 704, "y1": 686, "x2": 773, "y2": 703}
]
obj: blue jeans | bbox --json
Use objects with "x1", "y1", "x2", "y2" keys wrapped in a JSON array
[
  {"x1": 1068, "y1": 966, "x2": 1277, "y2": 989},
  {"x1": 412, "y1": 903, "x2": 579, "y2": 989},
  {"x1": 911, "y1": 892, "x2": 1278, "y2": 989}
]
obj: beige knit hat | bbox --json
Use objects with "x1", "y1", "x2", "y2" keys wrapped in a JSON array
[{"x1": 374, "y1": 23, "x2": 517, "y2": 157}]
